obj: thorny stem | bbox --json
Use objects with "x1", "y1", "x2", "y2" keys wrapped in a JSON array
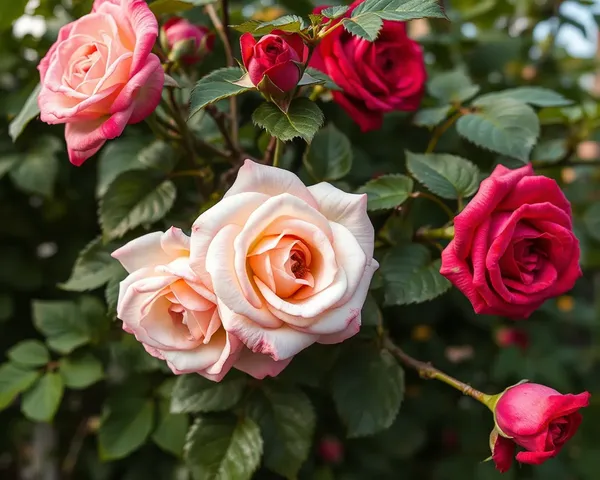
[
  {"x1": 384, "y1": 337, "x2": 492, "y2": 406},
  {"x1": 410, "y1": 191, "x2": 455, "y2": 220},
  {"x1": 426, "y1": 111, "x2": 463, "y2": 154}
]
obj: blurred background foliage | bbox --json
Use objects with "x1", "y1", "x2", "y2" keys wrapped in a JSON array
[{"x1": 1, "y1": 0, "x2": 600, "y2": 479}]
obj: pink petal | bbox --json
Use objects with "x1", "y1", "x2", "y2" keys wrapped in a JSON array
[{"x1": 234, "y1": 348, "x2": 292, "y2": 379}]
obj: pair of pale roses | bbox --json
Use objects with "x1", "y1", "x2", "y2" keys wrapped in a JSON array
[{"x1": 113, "y1": 161, "x2": 379, "y2": 381}]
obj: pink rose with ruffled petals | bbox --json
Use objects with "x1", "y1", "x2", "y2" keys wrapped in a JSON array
[
  {"x1": 113, "y1": 228, "x2": 290, "y2": 381},
  {"x1": 37, "y1": 0, "x2": 164, "y2": 165},
  {"x1": 190, "y1": 160, "x2": 378, "y2": 363},
  {"x1": 440, "y1": 164, "x2": 581, "y2": 318}
]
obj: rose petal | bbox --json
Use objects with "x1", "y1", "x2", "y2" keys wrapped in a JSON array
[
  {"x1": 233, "y1": 348, "x2": 292, "y2": 379},
  {"x1": 492, "y1": 434, "x2": 515, "y2": 473}
]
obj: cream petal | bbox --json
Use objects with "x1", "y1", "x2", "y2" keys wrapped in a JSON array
[
  {"x1": 233, "y1": 349, "x2": 293, "y2": 379},
  {"x1": 170, "y1": 280, "x2": 214, "y2": 312},
  {"x1": 139, "y1": 297, "x2": 201, "y2": 350},
  {"x1": 248, "y1": 253, "x2": 276, "y2": 292},
  {"x1": 161, "y1": 226, "x2": 191, "y2": 257},
  {"x1": 308, "y1": 182, "x2": 374, "y2": 257},
  {"x1": 218, "y1": 300, "x2": 318, "y2": 360},
  {"x1": 206, "y1": 224, "x2": 282, "y2": 328},
  {"x1": 224, "y1": 159, "x2": 319, "y2": 209},
  {"x1": 112, "y1": 231, "x2": 171, "y2": 273}
]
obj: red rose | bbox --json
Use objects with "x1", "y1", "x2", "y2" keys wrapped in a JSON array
[
  {"x1": 440, "y1": 164, "x2": 581, "y2": 318},
  {"x1": 495, "y1": 327, "x2": 529, "y2": 351},
  {"x1": 318, "y1": 436, "x2": 344, "y2": 464},
  {"x1": 240, "y1": 31, "x2": 307, "y2": 93},
  {"x1": 310, "y1": 0, "x2": 426, "y2": 132},
  {"x1": 162, "y1": 17, "x2": 215, "y2": 65},
  {"x1": 490, "y1": 383, "x2": 590, "y2": 472}
]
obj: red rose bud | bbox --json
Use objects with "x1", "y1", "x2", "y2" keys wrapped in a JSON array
[
  {"x1": 495, "y1": 327, "x2": 529, "y2": 351},
  {"x1": 489, "y1": 382, "x2": 590, "y2": 472},
  {"x1": 162, "y1": 17, "x2": 215, "y2": 65},
  {"x1": 240, "y1": 31, "x2": 308, "y2": 94},
  {"x1": 318, "y1": 436, "x2": 344, "y2": 464}
]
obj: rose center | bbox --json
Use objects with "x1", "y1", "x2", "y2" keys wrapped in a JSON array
[{"x1": 290, "y1": 250, "x2": 308, "y2": 279}]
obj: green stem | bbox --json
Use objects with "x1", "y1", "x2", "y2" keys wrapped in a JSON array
[
  {"x1": 418, "y1": 225, "x2": 455, "y2": 241},
  {"x1": 384, "y1": 337, "x2": 491, "y2": 406},
  {"x1": 426, "y1": 111, "x2": 463, "y2": 154},
  {"x1": 411, "y1": 191, "x2": 455, "y2": 220},
  {"x1": 273, "y1": 139, "x2": 284, "y2": 168}
]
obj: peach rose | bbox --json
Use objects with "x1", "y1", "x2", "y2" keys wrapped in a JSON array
[
  {"x1": 190, "y1": 160, "x2": 379, "y2": 362},
  {"x1": 37, "y1": 0, "x2": 164, "y2": 166},
  {"x1": 113, "y1": 228, "x2": 290, "y2": 381}
]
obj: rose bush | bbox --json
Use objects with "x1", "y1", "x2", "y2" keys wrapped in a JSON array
[
  {"x1": 491, "y1": 383, "x2": 591, "y2": 472},
  {"x1": 311, "y1": 0, "x2": 426, "y2": 131},
  {"x1": 37, "y1": 0, "x2": 164, "y2": 165},
  {"x1": 440, "y1": 164, "x2": 582, "y2": 318}
]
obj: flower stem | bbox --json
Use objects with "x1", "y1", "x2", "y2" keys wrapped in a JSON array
[
  {"x1": 426, "y1": 111, "x2": 463, "y2": 154},
  {"x1": 384, "y1": 337, "x2": 492, "y2": 406},
  {"x1": 410, "y1": 191, "x2": 455, "y2": 220},
  {"x1": 417, "y1": 225, "x2": 455, "y2": 241},
  {"x1": 273, "y1": 139, "x2": 284, "y2": 168}
]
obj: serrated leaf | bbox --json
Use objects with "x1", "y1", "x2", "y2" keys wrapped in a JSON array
[
  {"x1": 138, "y1": 141, "x2": 177, "y2": 173},
  {"x1": 252, "y1": 98, "x2": 324, "y2": 142},
  {"x1": 414, "y1": 105, "x2": 451, "y2": 127},
  {"x1": 428, "y1": 69, "x2": 479, "y2": 103},
  {"x1": 184, "y1": 415, "x2": 263, "y2": 480},
  {"x1": 99, "y1": 171, "x2": 176, "y2": 240},
  {"x1": 532, "y1": 139, "x2": 567, "y2": 164},
  {"x1": 60, "y1": 237, "x2": 125, "y2": 292},
  {"x1": 190, "y1": 67, "x2": 250, "y2": 119},
  {"x1": 303, "y1": 68, "x2": 342, "y2": 91},
  {"x1": 457, "y1": 97, "x2": 540, "y2": 162},
  {"x1": 234, "y1": 15, "x2": 307, "y2": 34},
  {"x1": 478, "y1": 87, "x2": 573, "y2": 107},
  {"x1": 170, "y1": 374, "x2": 246, "y2": 414},
  {"x1": 381, "y1": 243, "x2": 451, "y2": 305},
  {"x1": 9, "y1": 136, "x2": 61, "y2": 197},
  {"x1": 304, "y1": 124, "x2": 352, "y2": 181},
  {"x1": 7, "y1": 340, "x2": 49, "y2": 367},
  {"x1": 584, "y1": 203, "x2": 600, "y2": 242},
  {"x1": 9, "y1": 83, "x2": 41, "y2": 141},
  {"x1": 99, "y1": 397, "x2": 155, "y2": 460},
  {"x1": 245, "y1": 385, "x2": 315, "y2": 478},
  {"x1": 358, "y1": 174, "x2": 414, "y2": 210},
  {"x1": 405, "y1": 151, "x2": 480, "y2": 199},
  {"x1": 21, "y1": 372, "x2": 64, "y2": 422},
  {"x1": 342, "y1": 14, "x2": 382, "y2": 41},
  {"x1": 331, "y1": 347, "x2": 404, "y2": 437},
  {"x1": 0, "y1": 363, "x2": 40, "y2": 410},
  {"x1": 33, "y1": 300, "x2": 90, "y2": 354},
  {"x1": 152, "y1": 400, "x2": 189, "y2": 457},
  {"x1": 323, "y1": 5, "x2": 350, "y2": 18},
  {"x1": 97, "y1": 136, "x2": 151, "y2": 197},
  {"x1": 59, "y1": 354, "x2": 104, "y2": 389}
]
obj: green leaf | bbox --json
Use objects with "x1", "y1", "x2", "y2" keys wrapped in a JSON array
[
  {"x1": 414, "y1": 105, "x2": 451, "y2": 127},
  {"x1": 357, "y1": 174, "x2": 414, "y2": 211},
  {"x1": 59, "y1": 354, "x2": 104, "y2": 389},
  {"x1": 0, "y1": 363, "x2": 40, "y2": 410},
  {"x1": 184, "y1": 415, "x2": 263, "y2": 480},
  {"x1": 303, "y1": 124, "x2": 352, "y2": 181},
  {"x1": 59, "y1": 236, "x2": 125, "y2": 292},
  {"x1": 0, "y1": 0, "x2": 28, "y2": 31},
  {"x1": 170, "y1": 373, "x2": 246, "y2": 414},
  {"x1": 405, "y1": 151, "x2": 480, "y2": 199},
  {"x1": 190, "y1": 67, "x2": 250, "y2": 119},
  {"x1": 21, "y1": 372, "x2": 64, "y2": 422},
  {"x1": 9, "y1": 136, "x2": 61, "y2": 197},
  {"x1": 343, "y1": 0, "x2": 447, "y2": 41},
  {"x1": 245, "y1": 385, "x2": 315, "y2": 478},
  {"x1": 532, "y1": 139, "x2": 567, "y2": 164},
  {"x1": 456, "y1": 97, "x2": 540, "y2": 162},
  {"x1": 152, "y1": 400, "x2": 189, "y2": 457},
  {"x1": 149, "y1": 0, "x2": 195, "y2": 15},
  {"x1": 331, "y1": 347, "x2": 404, "y2": 437},
  {"x1": 428, "y1": 69, "x2": 480, "y2": 104},
  {"x1": 323, "y1": 5, "x2": 350, "y2": 18},
  {"x1": 0, "y1": 154, "x2": 19, "y2": 179},
  {"x1": 105, "y1": 273, "x2": 125, "y2": 316},
  {"x1": 584, "y1": 203, "x2": 600, "y2": 242},
  {"x1": 478, "y1": 87, "x2": 573, "y2": 107},
  {"x1": 138, "y1": 141, "x2": 177, "y2": 173},
  {"x1": 7, "y1": 340, "x2": 50, "y2": 367},
  {"x1": 9, "y1": 83, "x2": 41, "y2": 141},
  {"x1": 233, "y1": 15, "x2": 307, "y2": 34},
  {"x1": 303, "y1": 68, "x2": 342, "y2": 91},
  {"x1": 252, "y1": 98, "x2": 324, "y2": 142},
  {"x1": 33, "y1": 300, "x2": 91, "y2": 354},
  {"x1": 381, "y1": 243, "x2": 451, "y2": 305},
  {"x1": 99, "y1": 170, "x2": 177, "y2": 240},
  {"x1": 362, "y1": 293, "x2": 383, "y2": 327},
  {"x1": 98, "y1": 397, "x2": 155, "y2": 460}
]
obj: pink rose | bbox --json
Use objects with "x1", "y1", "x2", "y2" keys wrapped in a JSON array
[
  {"x1": 240, "y1": 31, "x2": 308, "y2": 93},
  {"x1": 162, "y1": 17, "x2": 215, "y2": 65},
  {"x1": 37, "y1": 0, "x2": 164, "y2": 166},
  {"x1": 310, "y1": 0, "x2": 426, "y2": 132},
  {"x1": 113, "y1": 228, "x2": 291, "y2": 381},
  {"x1": 440, "y1": 164, "x2": 581, "y2": 318},
  {"x1": 490, "y1": 383, "x2": 590, "y2": 472},
  {"x1": 495, "y1": 327, "x2": 529, "y2": 351},
  {"x1": 190, "y1": 160, "x2": 378, "y2": 362}
]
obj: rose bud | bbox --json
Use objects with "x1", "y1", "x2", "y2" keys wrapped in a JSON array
[
  {"x1": 161, "y1": 17, "x2": 215, "y2": 65},
  {"x1": 318, "y1": 436, "x2": 344, "y2": 464},
  {"x1": 489, "y1": 382, "x2": 590, "y2": 472},
  {"x1": 240, "y1": 31, "x2": 308, "y2": 96},
  {"x1": 495, "y1": 327, "x2": 529, "y2": 351}
]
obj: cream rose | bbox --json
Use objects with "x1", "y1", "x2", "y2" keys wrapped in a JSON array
[
  {"x1": 190, "y1": 160, "x2": 379, "y2": 362},
  {"x1": 113, "y1": 227, "x2": 290, "y2": 381}
]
